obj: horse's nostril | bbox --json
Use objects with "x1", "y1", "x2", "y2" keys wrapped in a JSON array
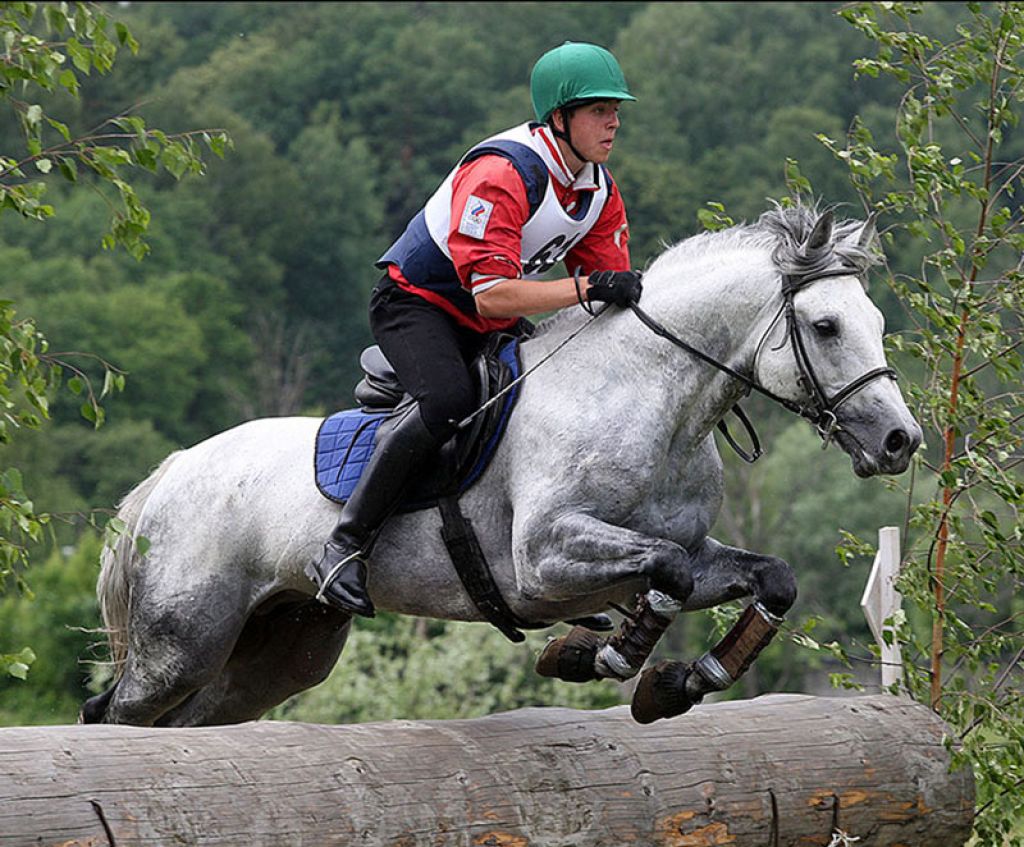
[{"x1": 885, "y1": 429, "x2": 909, "y2": 456}]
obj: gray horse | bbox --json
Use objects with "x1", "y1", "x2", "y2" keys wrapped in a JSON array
[{"x1": 81, "y1": 203, "x2": 921, "y2": 727}]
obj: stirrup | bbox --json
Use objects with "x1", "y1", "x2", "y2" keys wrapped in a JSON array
[{"x1": 315, "y1": 549, "x2": 368, "y2": 605}]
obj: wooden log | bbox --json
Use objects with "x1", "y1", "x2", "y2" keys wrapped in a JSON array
[{"x1": 0, "y1": 693, "x2": 973, "y2": 847}]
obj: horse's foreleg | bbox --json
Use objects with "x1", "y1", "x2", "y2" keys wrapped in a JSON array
[
  {"x1": 522, "y1": 512, "x2": 695, "y2": 602},
  {"x1": 632, "y1": 538, "x2": 797, "y2": 723},
  {"x1": 528, "y1": 513, "x2": 694, "y2": 685},
  {"x1": 537, "y1": 588, "x2": 682, "y2": 683}
]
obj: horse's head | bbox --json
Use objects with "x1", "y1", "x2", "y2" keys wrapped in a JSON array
[{"x1": 753, "y1": 209, "x2": 922, "y2": 478}]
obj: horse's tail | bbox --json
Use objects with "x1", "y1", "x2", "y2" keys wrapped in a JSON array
[{"x1": 97, "y1": 450, "x2": 182, "y2": 674}]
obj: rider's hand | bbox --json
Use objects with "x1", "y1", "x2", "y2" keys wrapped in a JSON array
[{"x1": 587, "y1": 270, "x2": 643, "y2": 307}]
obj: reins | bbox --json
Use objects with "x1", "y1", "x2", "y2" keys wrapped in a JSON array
[
  {"x1": 456, "y1": 264, "x2": 897, "y2": 464},
  {"x1": 454, "y1": 306, "x2": 607, "y2": 431}
]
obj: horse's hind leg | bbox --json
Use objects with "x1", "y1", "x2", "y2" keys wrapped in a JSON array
[
  {"x1": 631, "y1": 537, "x2": 797, "y2": 723},
  {"x1": 80, "y1": 679, "x2": 118, "y2": 724},
  {"x1": 96, "y1": 573, "x2": 252, "y2": 725},
  {"x1": 157, "y1": 597, "x2": 351, "y2": 727}
]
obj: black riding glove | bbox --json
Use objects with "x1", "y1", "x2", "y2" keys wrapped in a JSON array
[{"x1": 587, "y1": 269, "x2": 644, "y2": 308}]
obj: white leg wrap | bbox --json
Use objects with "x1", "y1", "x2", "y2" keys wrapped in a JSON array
[
  {"x1": 647, "y1": 589, "x2": 683, "y2": 618},
  {"x1": 595, "y1": 644, "x2": 641, "y2": 680}
]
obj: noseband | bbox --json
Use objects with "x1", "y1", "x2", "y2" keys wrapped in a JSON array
[{"x1": 629, "y1": 264, "x2": 898, "y2": 461}]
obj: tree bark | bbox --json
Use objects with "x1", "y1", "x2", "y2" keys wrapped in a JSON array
[{"x1": 0, "y1": 693, "x2": 974, "y2": 847}]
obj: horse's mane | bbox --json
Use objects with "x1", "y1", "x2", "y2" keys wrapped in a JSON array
[
  {"x1": 533, "y1": 201, "x2": 881, "y2": 338},
  {"x1": 648, "y1": 201, "x2": 880, "y2": 279}
]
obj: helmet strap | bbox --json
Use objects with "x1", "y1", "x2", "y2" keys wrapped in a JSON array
[{"x1": 551, "y1": 106, "x2": 589, "y2": 167}]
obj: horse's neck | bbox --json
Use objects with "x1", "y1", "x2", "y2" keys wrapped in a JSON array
[
  {"x1": 531, "y1": 249, "x2": 777, "y2": 445},
  {"x1": 651, "y1": 255, "x2": 774, "y2": 423},
  {"x1": 642, "y1": 248, "x2": 776, "y2": 373}
]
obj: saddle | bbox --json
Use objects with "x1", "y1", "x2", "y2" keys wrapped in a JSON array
[
  {"x1": 315, "y1": 328, "x2": 615, "y2": 641},
  {"x1": 314, "y1": 333, "x2": 523, "y2": 512}
]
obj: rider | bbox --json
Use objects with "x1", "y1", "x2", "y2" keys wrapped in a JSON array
[{"x1": 307, "y1": 41, "x2": 645, "y2": 617}]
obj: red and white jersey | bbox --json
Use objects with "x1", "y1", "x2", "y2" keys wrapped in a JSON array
[{"x1": 378, "y1": 122, "x2": 631, "y2": 333}]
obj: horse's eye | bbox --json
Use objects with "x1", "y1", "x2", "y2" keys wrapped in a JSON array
[{"x1": 813, "y1": 318, "x2": 839, "y2": 338}]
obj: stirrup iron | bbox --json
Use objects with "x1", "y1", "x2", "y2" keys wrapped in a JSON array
[{"x1": 315, "y1": 549, "x2": 368, "y2": 605}]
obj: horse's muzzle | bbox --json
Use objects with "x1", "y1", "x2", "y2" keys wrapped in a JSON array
[{"x1": 841, "y1": 420, "x2": 922, "y2": 478}]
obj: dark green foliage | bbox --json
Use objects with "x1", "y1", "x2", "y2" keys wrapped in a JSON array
[
  {"x1": 271, "y1": 614, "x2": 622, "y2": 724},
  {"x1": 0, "y1": 534, "x2": 104, "y2": 725},
  {"x1": 825, "y1": 4, "x2": 1024, "y2": 843}
]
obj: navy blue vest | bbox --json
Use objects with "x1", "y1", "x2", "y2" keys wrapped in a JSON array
[{"x1": 376, "y1": 140, "x2": 552, "y2": 319}]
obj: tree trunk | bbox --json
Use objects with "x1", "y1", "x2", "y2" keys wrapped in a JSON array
[{"x1": 0, "y1": 693, "x2": 974, "y2": 846}]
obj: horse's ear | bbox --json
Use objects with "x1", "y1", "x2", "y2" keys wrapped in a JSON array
[
  {"x1": 805, "y1": 209, "x2": 834, "y2": 252},
  {"x1": 857, "y1": 211, "x2": 879, "y2": 250}
]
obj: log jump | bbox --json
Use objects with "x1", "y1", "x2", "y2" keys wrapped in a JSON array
[{"x1": 0, "y1": 693, "x2": 974, "y2": 846}]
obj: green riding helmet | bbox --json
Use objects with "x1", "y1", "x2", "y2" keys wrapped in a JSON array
[{"x1": 530, "y1": 41, "x2": 636, "y2": 124}]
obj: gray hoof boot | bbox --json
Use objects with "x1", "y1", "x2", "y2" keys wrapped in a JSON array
[
  {"x1": 630, "y1": 660, "x2": 702, "y2": 724},
  {"x1": 306, "y1": 541, "x2": 375, "y2": 618},
  {"x1": 535, "y1": 626, "x2": 602, "y2": 682}
]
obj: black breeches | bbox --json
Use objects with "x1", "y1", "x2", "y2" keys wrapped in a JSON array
[{"x1": 368, "y1": 277, "x2": 489, "y2": 442}]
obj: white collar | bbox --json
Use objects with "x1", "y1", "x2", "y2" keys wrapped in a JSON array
[{"x1": 532, "y1": 124, "x2": 600, "y2": 192}]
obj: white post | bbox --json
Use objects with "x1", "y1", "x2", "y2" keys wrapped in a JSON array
[{"x1": 860, "y1": 526, "x2": 903, "y2": 690}]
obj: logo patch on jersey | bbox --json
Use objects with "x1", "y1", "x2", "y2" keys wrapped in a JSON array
[
  {"x1": 614, "y1": 222, "x2": 628, "y2": 249},
  {"x1": 458, "y1": 195, "x2": 493, "y2": 240}
]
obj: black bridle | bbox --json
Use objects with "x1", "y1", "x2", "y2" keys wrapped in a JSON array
[{"x1": 629, "y1": 265, "x2": 898, "y2": 462}]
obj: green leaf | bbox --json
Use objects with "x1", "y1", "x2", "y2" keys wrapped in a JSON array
[
  {"x1": 44, "y1": 5, "x2": 68, "y2": 34},
  {"x1": 58, "y1": 68, "x2": 79, "y2": 95},
  {"x1": 5, "y1": 467, "x2": 23, "y2": 492},
  {"x1": 7, "y1": 662, "x2": 29, "y2": 680},
  {"x1": 66, "y1": 37, "x2": 91, "y2": 74},
  {"x1": 57, "y1": 156, "x2": 77, "y2": 183},
  {"x1": 46, "y1": 116, "x2": 71, "y2": 142},
  {"x1": 4, "y1": 647, "x2": 36, "y2": 680}
]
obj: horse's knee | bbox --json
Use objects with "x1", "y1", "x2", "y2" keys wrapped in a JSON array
[
  {"x1": 647, "y1": 548, "x2": 694, "y2": 603},
  {"x1": 756, "y1": 556, "x2": 797, "y2": 617}
]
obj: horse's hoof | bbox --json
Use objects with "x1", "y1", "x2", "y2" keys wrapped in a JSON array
[
  {"x1": 631, "y1": 660, "x2": 701, "y2": 724},
  {"x1": 535, "y1": 626, "x2": 602, "y2": 682}
]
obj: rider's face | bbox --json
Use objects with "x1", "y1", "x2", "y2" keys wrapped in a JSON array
[{"x1": 556, "y1": 100, "x2": 622, "y2": 170}]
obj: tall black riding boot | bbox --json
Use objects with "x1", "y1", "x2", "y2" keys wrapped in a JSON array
[{"x1": 306, "y1": 405, "x2": 441, "y2": 616}]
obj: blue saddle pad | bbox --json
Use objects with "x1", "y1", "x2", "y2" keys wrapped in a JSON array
[
  {"x1": 314, "y1": 409, "x2": 392, "y2": 503},
  {"x1": 314, "y1": 339, "x2": 521, "y2": 509}
]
